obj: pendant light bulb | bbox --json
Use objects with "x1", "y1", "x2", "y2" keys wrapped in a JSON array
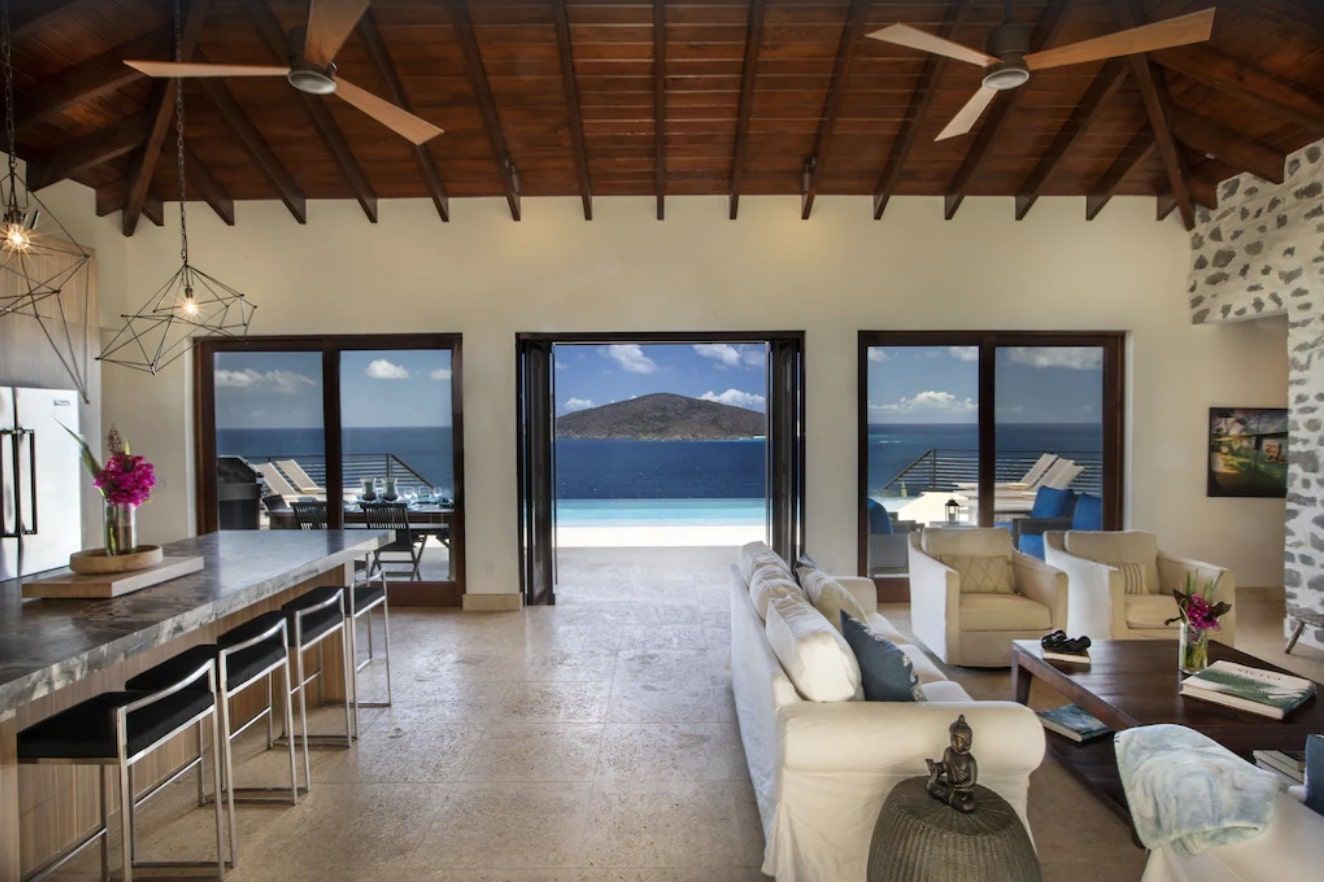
[
  {"x1": 2, "y1": 207, "x2": 31, "y2": 253},
  {"x1": 179, "y1": 285, "x2": 198, "y2": 317}
]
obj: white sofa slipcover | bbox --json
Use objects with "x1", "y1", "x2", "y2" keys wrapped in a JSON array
[{"x1": 730, "y1": 554, "x2": 1045, "y2": 881}]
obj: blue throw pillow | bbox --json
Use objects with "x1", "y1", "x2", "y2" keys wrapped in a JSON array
[
  {"x1": 841, "y1": 613, "x2": 923, "y2": 702},
  {"x1": 1030, "y1": 486, "x2": 1075, "y2": 519},
  {"x1": 1072, "y1": 494, "x2": 1103, "y2": 530},
  {"x1": 867, "y1": 499, "x2": 894, "y2": 536},
  {"x1": 1307, "y1": 734, "x2": 1324, "y2": 816},
  {"x1": 1018, "y1": 532, "x2": 1046, "y2": 560}
]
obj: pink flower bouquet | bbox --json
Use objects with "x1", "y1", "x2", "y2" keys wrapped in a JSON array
[{"x1": 63, "y1": 425, "x2": 156, "y2": 507}]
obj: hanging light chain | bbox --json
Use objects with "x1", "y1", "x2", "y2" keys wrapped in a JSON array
[
  {"x1": 173, "y1": 0, "x2": 189, "y2": 271},
  {"x1": 2, "y1": 0, "x2": 20, "y2": 208}
]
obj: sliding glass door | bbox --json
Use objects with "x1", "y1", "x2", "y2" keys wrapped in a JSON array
[{"x1": 858, "y1": 332, "x2": 1123, "y2": 578}]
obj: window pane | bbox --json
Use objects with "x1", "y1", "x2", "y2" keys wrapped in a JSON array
[
  {"x1": 213, "y1": 351, "x2": 324, "y2": 530},
  {"x1": 864, "y1": 345, "x2": 979, "y2": 575}
]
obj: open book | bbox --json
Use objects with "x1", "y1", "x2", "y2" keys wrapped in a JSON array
[{"x1": 1180, "y1": 661, "x2": 1317, "y2": 720}]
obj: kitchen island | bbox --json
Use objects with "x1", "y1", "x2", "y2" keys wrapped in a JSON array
[{"x1": 0, "y1": 529, "x2": 391, "y2": 881}]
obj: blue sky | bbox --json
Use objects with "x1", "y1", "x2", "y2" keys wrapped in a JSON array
[
  {"x1": 214, "y1": 349, "x2": 452, "y2": 429},
  {"x1": 866, "y1": 345, "x2": 1102, "y2": 424},
  {"x1": 553, "y1": 343, "x2": 768, "y2": 416}
]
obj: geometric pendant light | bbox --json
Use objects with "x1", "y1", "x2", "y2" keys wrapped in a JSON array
[
  {"x1": 0, "y1": 0, "x2": 93, "y2": 400},
  {"x1": 99, "y1": 0, "x2": 255, "y2": 375}
]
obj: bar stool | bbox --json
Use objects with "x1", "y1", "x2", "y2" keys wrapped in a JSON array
[
  {"x1": 280, "y1": 587, "x2": 354, "y2": 775},
  {"x1": 125, "y1": 615, "x2": 303, "y2": 870},
  {"x1": 17, "y1": 659, "x2": 226, "y2": 882},
  {"x1": 345, "y1": 576, "x2": 393, "y2": 738}
]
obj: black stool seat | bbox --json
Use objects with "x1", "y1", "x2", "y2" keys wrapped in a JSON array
[
  {"x1": 19, "y1": 690, "x2": 214, "y2": 761},
  {"x1": 282, "y1": 587, "x2": 343, "y2": 642},
  {"x1": 127, "y1": 642, "x2": 285, "y2": 694},
  {"x1": 347, "y1": 583, "x2": 385, "y2": 612},
  {"x1": 219, "y1": 610, "x2": 287, "y2": 648}
]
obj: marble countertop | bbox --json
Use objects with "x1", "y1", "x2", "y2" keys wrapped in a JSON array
[{"x1": 0, "y1": 530, "x2": 390, "y2": 716}]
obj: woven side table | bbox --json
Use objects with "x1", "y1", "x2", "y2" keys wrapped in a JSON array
[{"x1": 867, "y1": 777, "x2": 1041, "y2": 882}]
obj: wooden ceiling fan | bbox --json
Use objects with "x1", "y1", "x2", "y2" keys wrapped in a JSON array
[
  {"x1": 868, "y1": 4, "x2": 1216, "y2": 141},
  {"x1": 124, "y1": 0, "x2": 443, "y2": 145}
]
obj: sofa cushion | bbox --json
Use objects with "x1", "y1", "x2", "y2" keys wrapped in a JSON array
[
  {"x1": 764, "y1": 594, "x2": 862, "y2": 703},
  {"x1": 939, "y1": 554, "x2": 1016, "y2": 594},
  {"x1": 1125, "y1": 593, "x2": 1180, "y2": 630},
  {"x1": 920, "y1": 680, "x2": 973, "y2": 702},
  {"x1": 749, "y1": 573, "x2": 803, "y2": 621},
  {"x1": 740, "y1": 541, "x2": 790, "y2": 583},
  {"x1": 864, "y1": 612, "x2": 909, "y2": 647},
  {"x1": 840, "y1": 614, "x2": 923, "y2": 702},
  {"x1": 958, "y1": 594, "x2": 1053, "y2": 631},
  {"x1": 899, "y1": 644, "x2": 947, "y2": 685},
  {"x1": 1065, "y1": 530, "x2": 1160, "y2": 595},
  {"x1": 796, "y1": 567, "x2": 868, "y2": 632},
  {"x1": 923, "y1": 527, "x2": 1014, "y2": 559}
]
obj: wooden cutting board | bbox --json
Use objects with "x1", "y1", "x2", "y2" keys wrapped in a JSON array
[{"x1": 22, "y1": 556, "x2": 205, "y2": 599}]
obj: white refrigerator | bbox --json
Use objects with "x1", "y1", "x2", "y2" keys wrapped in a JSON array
[{"x1": 1, "y1": 387, "x2": 83, "y2": 580}]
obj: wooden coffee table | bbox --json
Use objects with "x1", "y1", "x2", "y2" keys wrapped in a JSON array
[{"x1": 1011, "y1": 639, "x2": 1324, "y2": 826}]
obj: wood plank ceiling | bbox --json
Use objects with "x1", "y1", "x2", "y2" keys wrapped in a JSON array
[{"x1": 7, "y1": 0, "x2": 1323, "y2": 233}]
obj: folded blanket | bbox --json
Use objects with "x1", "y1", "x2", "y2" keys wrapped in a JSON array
[{"x1": 1116, "y1": 724, "x2": 1281, "y2": 856}]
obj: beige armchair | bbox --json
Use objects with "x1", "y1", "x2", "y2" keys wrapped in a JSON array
[
  {"x1": 907, "y1": 528, "x2": 1068, "y2": 667},
  {"x1": 1043, "y1": 530, "x2": 1236, "y2": 645}
]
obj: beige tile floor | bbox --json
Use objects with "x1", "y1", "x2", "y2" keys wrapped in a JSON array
[{"x1": 56, "y1": 548, "x2": 1323, "y2": 882}]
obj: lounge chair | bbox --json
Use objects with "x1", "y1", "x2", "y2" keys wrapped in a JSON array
[
  {"x1": 865, "y1": 499, "x2": 919, "y2": 575},
  {"x1": 955, "y1": 453, "x2": 1058, "y2": 492},
  {"x1": 276, "y1": 459, "x2": 325, "y2": 495},
  {"x1": 256, "y1": 462, "x2": 302, "y2": 500}
]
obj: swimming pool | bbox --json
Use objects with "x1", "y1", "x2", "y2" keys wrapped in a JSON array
[{"x1": 555, "y1": 498, "x2": 766, "y2": 527}]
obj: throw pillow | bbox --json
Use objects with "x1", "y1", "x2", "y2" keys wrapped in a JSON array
[
  {"x1": 840, "y1": 613, "x2": 923, "y2": 701},
  {"x1": 795, "y1": 566, "x2": 868, "y2": 632},
  {"x1": 749, "y1": 573, "x2": 803, "y2": 621},
  {"x1": 1117, "y1": 561, "x2": 1150, "y2": 596},
  {"x1": 740, "y1": 541, "x2": 789, "y2": 583},
  {"x1": 1306, "y1": 733, "x2": 1323, "y2": 817},
  {"x1": 938, "y1": 553, "x2": 1015, "y2": 594},
  {"x1": 764, "y1": 593, "x2": 862, "y2": 702}
]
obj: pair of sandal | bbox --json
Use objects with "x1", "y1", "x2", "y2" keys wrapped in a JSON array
[{"x1": 1041, "y1": 630, "x2": 1091, "y2": 653}]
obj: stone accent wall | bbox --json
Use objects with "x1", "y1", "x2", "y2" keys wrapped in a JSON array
[{"x1": 1188, "y1": 139, "x2": 1324, "y2": 650}]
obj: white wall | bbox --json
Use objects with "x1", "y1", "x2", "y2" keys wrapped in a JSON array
[{"x1": 42, "y1": 185, "x2": 1291, "y2": 592}]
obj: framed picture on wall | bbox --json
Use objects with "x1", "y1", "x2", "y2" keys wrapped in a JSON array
[{"x1": 1207, "y1": 407, "x2": 1288, "y2": 498}]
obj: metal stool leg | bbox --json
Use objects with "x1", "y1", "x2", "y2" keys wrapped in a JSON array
[
  {"x1": 294, "y1": 635, "x2": 312, "y2": 786},
  {"x1": 99, "y1": 766, "x2": 110, "y2": 882},
  {"x1": 217, "y1": 689, "x2": 238, "y2": 869},
  {"x1": 282, "y1": 654, "x2": 300, "y2": 804},
  {"x1": 209, "y1": 700, "x2": 228, "y2": 880}
]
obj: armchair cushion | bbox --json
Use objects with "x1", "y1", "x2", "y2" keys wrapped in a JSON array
[
  {"x1": 840, "y1": 613, "x2": 923, "y2": 702},
  {"x1": 939, "y1": 554, "x2": 1016, "y2": 594},
  {"x1": 1125, "y1": 594, "x2": 1180, "y2": 630},
  {"x1": 923, "y1": 527, "x2": 1014, "y2": 559},
  {"x1": 764, "y1": 593, "x2": 862, "y2": 703},
  {"x1": 797, "y1": 567, "x2": 869, "y2": 632},
  {"x1": 958, "y1": 595, "x2": 1053, "y2": 631},
  {"x1": 1065, "y1": 530, "x2": 1160, "y2": 595}
]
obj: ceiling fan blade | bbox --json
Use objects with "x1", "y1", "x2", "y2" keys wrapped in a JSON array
[
  {"x1": 125, "y1": 60, "x2": 289, "y2": 78},
  {"x1": 1025, "y1": 8, "x2": 1215, "y2": 71},
  {"x1": 866, "y1": 23, "x2": 997, "y2": 67},
  {"x1": 335, "y1": 77, "x2": 444, "y2": 145},
  {"x1": 935, "y1": 85, "x2": 999, "y2": 141},
  {"x1": 304, "y1": 0, "x2": 372, "y2": 68}
]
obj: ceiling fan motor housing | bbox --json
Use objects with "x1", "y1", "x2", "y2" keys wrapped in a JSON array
[
  {"x1": 983, "y1": 22, "x2": 1031, "y2": 90},
  {"x1": 288, "y1": 59, "x2": 338, "y2": 95}
]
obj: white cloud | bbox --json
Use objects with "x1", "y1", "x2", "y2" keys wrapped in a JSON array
[
  {"x1": 563, "y1": 397, "x2": 595, "y2": 412},
  {"x1": 604, "y1": 344, "x2": 657, "y2": 374},
  {"x1": 693, "y1": 343, "x2": 741, "y2": 368},
  {"x1": 867, "y1": 349, "x2": 891, "y2": 363},
  {"x1": 1005, "y1": 347, "x2": 1102, "y2": 370},
  {"x1": 214, "y1": 368, "x2": 316, "y2": 394},
  {"x1": 873, "y1": 390, "x2": 976, "y2": 415},
  {"x1": 554, "y1": 360, "x2": 569, "y2": 370},
  {"x1": 366, "y1": 359, "x2": 410, "y2": 380},
  {"x1": 429, "y1": 367, "x2": 452, "y2": 381},
  {"x1": 947, "y1": 346, "x2": 978, "y2": 362},
  {"x1": 742, "y1": 347, "x2": 764, "y2": 368},
  {"x1": 700, "y1": 388, "x2": 766, "y2": 411}
]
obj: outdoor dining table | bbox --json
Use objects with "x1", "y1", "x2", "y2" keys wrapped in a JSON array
[{"x1": 270, "y1": 502, "x2": 455, "y2": 545}]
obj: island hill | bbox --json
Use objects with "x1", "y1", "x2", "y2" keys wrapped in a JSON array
[{"x1": 556, "y1": 392, "x2": 766, "y2": 441}]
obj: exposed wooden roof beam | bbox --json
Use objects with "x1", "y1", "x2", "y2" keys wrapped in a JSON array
[
  {"x1": 1014, "y1": 60, "x2": 1128, "y2": 220},
  {"x1": 1157, "y1": 171, "x2": 1216, "y2": 220},
  {"x1": 11, "y1": 0, "x2": 97, "y2": 41},
  {"x1": 873, "y1": 0, "x2": 973, "y2": 221},
  {"x1": 1085, "y1": 129, "x2": 1154, "y2": 220},
  {"x1": 550, "y1": 0, "x2": 591, "y2": 220},
  {"x1": 25, "y1": 112, "x2": 148, "y2": 190},
  {"x1": 122, "y1": 0, "x2": 210, "y2": 236},
  {"x1": 450, "y1": 0, "x2": 520, "y2": 221},
  {"x1": 1152, "y1": 44, "x2": 1324, "y2": 133},
  {"x1": 802, "y1": 0, "x2": 869, "y2": 220},
  {"x1": 184, "y1": 147, "x2": 234, "y2": 226},
  {"x1": 943, "y1": 0, "x2": 1071, "y2": 220},
  {"x1": 728, "y1": 0, "x2": 766, "y2": 221},
  {"x1": 1171, "y1": 111, "x2": 1285, "y2": 184},
  {"x1": 197, "y1": 75, "x2": 306, "y2": 223},
  {"x1": 97, "y1": 180, "x2": 163, "y2": 226},
  {"x1": 653, "y1": 0, "x2": 666, "y2": 221},
  {"x1": 15, "y1": 27, "x2": 167, "y2": 129},
  {"x1": 239, "y1": 0, "x2": 376, "y2": 222},
  {"x1": 1112, "y1": 0, "x2": 1192, "y2": 230},
  {"x1": 357, "y1": 9, "x2": 448, "y2": 222}
]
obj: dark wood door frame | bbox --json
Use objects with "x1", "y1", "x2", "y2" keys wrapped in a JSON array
[
  {"x1": 194, "y1": 333, "x2": 466, "y2": 605},
  {"x1": 515, "y1": 330, "x2": 807, "y2": 605},
  {"x1": 857, "y1": 330, "x2": 1126, "y2": 600}
]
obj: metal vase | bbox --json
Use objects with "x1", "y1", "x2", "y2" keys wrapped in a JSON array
[{"x1": 103, "y1": 501, "x2": 137, "y2": 556}]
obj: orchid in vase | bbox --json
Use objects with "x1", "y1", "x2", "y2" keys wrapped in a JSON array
[
  {"x1": 1165, "y1": 574, "x2": 1232, "y2": 674},
  {"x1": 63, "y1": 425, "x2": 156, "y2": 556}
]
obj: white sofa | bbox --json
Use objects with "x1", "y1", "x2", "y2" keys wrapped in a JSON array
[
  {"x1": 1043, "y1": 530, "x2": 1236, "y2": 645},
  {"x1": 730, "y1": 547, "x2": 1045, "y2": 881},
  {"x1": 1142, "y1": 786, "x2": 1321, "y2": 882},
  {"x1": 907, "y1": 528, "x2": 1068, "y2": 667}
]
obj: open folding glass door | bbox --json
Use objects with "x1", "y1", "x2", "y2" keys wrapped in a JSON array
[
  {"x1": 517, "y1": 338, "x2": 556, "y2": 606},
  {"x1": 767, "y1": 337, "x2": 805, "y2": 562}
]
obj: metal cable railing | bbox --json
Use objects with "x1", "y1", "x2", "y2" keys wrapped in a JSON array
[
  {"x1": 247, "y1": 453, "x2": 442, "y2": 495},
  {"x1": 879, "y1": 448, "x2": 1103, "y2": 497}
]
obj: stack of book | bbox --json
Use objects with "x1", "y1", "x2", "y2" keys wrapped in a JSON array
[
  {"x1": 1180, "y1": 661, "x2": 1317, "y2": 720},
  {"x1": 1038, "y1": 704, "x2": 1111, "y2": 743},
  {"x1": 1041, "y1": 645, "x2": 1089, "y2": 665},
  {"x1": 1253, "y1": 749, "x2": 1306, "y2": 784}
]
